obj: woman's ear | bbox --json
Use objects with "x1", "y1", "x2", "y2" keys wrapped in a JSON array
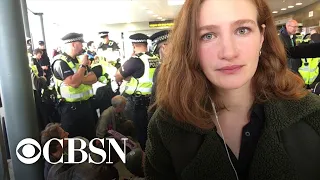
[{"x1": 260, "y1": 24, "x2": 266, "y2": 48}]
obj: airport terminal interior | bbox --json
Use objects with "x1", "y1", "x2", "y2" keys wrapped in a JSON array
[{"x1": 0, "y1": 0, "x2": 320, "y2": 179}]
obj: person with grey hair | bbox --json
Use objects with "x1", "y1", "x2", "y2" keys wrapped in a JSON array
[
  {"x1": 96, "y1": 95, "x2": 135, "y2": 139},
  {"x1": 279, "y1": 19, "x2": 301, "y2": 74}
]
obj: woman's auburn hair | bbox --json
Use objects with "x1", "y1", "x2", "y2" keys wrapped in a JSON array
[{"x1": 153, "y1": 0, "x2": 307, "y2": 129}]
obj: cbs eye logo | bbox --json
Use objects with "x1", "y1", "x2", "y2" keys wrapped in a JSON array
[{"x1": 16, "y1": 138, "x2": 42, "y2": 164}]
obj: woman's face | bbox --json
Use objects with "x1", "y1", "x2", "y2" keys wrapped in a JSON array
[{"x1": 198, "y1": 0, "x2": 264, "y2": 90}]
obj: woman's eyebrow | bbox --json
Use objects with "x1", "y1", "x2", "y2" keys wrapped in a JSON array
[{"x1": 199, "y1": 19, "x2": 256, "y2": 31}]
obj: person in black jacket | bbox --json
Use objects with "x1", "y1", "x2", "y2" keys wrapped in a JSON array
[
  {"x1": 279, "y1": 20, "x2": 301, "y2": 74},
  {"x1": 279, "y1": 21, "x2": 320, "y2": 75},
  {"x1": 39, "y1": 41, "x2": 52, "y2": 86}
]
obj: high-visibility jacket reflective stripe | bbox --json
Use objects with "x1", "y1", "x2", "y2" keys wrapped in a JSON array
[
  {"x1": 52, "y1": 54, "x2": 94, "y2": 102},
  {"x1": 125, "y1": 53, "x2": 159, "y2": 95},
  {"x1": 125, "y1": 86, "x2": 152, "y2": 94},
  {"x1": 298, "y1": 57, "x2": 320, "y2": 85},
  {"x1": 59, "y1": 85, "x2": 93, "y2": 99}
]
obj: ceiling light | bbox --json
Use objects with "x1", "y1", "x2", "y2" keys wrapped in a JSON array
[
  {"x1": 147, "y1": 10, "x2": 153, "y2": 14},
  {"x1": 153, "y1": 14, "x2": 158, "y2": 17},
  {"x1": 288, "y1": 6, "x2": 294, "y2": 8},
  {"x1": 272, "y1": 11, "x2": 278, "y2": 13},
  {"x1": 161, "y1": 19, "x2": 166, "y2": 21},
  {"x1": 157, "y1": 17, "x2": 162, "y2": 20},
  {"x1": 296, "y1": 2, "x2": 302, "y2": 5},
  {"x1": 168, "y1": 0, "x2": 185, "y2": 6},
  {"x1": 281, "y1": 8, "x2": 287, "y2": 10},
  {"x1": 141, "y1": 6, "x2": 147, "y2": 10}
]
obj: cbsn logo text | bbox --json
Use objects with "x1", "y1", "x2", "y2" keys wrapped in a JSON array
[{"x1": 16, "y1": 138, "x2": 128, "y2": 165}]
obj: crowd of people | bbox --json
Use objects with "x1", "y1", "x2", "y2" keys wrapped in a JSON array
[{"x1": 24, "y1": 27, "x2": 169, "y2": 179}]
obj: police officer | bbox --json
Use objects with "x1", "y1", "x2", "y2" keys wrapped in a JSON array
[
  {"x1": 29, "y1": 63, "x2": 49, "y2": 130},
  {"x1": 96, "y1": 31, "x2": 121, "y2": 68},
  {"x1": 51, "y1": 32, "x2": 97, "y2": 140},
  {"x1": 115, "y1": 33, "x2": 160, "y2": 150},
  {"x1": 30, "y1": 48, "x2": 45, "y2": 78},
  {"x1": 150, "y1": 30, "x2": 169, "y2": 60},
  {"x1": 38, "y1": 41, "x2": 52, "y2": 86},
  {"x1": 91, "y1": 59, "x2": 120, "y2": 113},
  {"x1": 298, "y1": 32, "x2": 320, "y2": 90},
  {"x1": 148, "y1": 30, "x2": 170, "y2": 120}
]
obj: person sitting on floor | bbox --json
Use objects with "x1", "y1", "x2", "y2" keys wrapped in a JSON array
[{"x1": 96, "y1": 95, "x2": 136, "y2": 139}]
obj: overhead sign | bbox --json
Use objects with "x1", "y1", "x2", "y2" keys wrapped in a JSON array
[
  {"x1": 309, "y1": 11, "x2": 314, "y2": 17},
  {"x1": 149, "y1": 20, "x2": 174, "y2": 28}
]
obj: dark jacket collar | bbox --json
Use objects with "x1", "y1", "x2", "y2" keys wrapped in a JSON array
[
  {"x1": 161, "y1": 93, "x2": 320, "y2": 133},
  {"x1": 264, "y1": 93, "x2": 320, "y2": 131},
  {"x1": 151, "y1": 93, "x2": 320, "y2": 180},
  {"x1": 280, "y1": 27, "x2": 289, "y2": 37}
]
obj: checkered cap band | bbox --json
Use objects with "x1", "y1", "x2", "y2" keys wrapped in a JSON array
[
  {"x1": 152, "y1": 34, "x2": 169, "y2": 47},
  {"x1": 131, "y1": 39, "x2": 148, "y2": 43},
  {"x1": 63, "y1": 37, "x2": 84, "y2": 44},
  {"x1": 100, "y1": 33, "x2": 108, "y2": 36}
]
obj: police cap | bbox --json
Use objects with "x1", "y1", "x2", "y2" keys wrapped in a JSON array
[
  {"x1": 98, "y1": 31, "x2": 109, "y2": 38},
  {"x1": 129, "y1": 33, "x2": 149, "y2": 43},
  {"x1": 61, "y1": 32, "x2": 85, "y2": 44},
  {"x1": 150, "y1": 30, "x2": 169, "y2": 53},
  {"x1": 38, "y1": 41, "x2": 45, "y2": 45}
]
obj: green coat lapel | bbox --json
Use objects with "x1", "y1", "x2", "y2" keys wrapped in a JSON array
[
  {"x1": 264, "y1": 93, "x2": 320, "y2": 131},
  {"x1": 249, "y1": 93, "x2": 320, "y2": 180}
]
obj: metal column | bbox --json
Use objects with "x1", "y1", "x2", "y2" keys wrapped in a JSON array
[
  {"x1": 36, "y1": 13, "x2": 47, "y2": 47},
  {"x1": 0, "y1": 114, "x2": 10, "y2": 180},
  {"x1": 0, "y1": 0, "x2": 43, "y2": 179},
  {"x1": 20, "y1": 0, "x2": 31, "y2": 38}
]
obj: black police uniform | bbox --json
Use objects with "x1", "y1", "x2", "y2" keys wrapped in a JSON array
[
  {"x1": 92, "y1": 31, "x2": 121, "y2": 113},
  {"x1": 148, "y1": 30, "x2": 170, "y2": 120},
  {"x1": 120, "y1": 33, "x2": 159, "y2": 150},
  {"x1": 38, "y1": 41, "x2": 52, "y2": 86},
  {"x1": 97, "y1": 31, "x2": 120, "y2": 51},
  {"x1": 51, "y1": 33, "x2": 96, "y2": 140},
  {"x1": 97, "y1": 31, "x2": 121, "y2": 68}
]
